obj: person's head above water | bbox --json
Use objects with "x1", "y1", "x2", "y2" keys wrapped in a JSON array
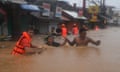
[
  {"x1": 79, "y1": 28, "x2": 87, "y2": 33},
  {"x1": 73, "y1": 24, "x2": 77, "y2": 27},
  {"x1": 26, "y1": 27, "x2": 34, "y2": 37},
  {"x1": 61, "y1": 24, "x2": 65, "y2": 27},
  {"x1": 79, "y1": 28, "x2": 87, "y2": 38},
  {"x1": 47, "y1": 36, "x2": 54, "y2": 43}
]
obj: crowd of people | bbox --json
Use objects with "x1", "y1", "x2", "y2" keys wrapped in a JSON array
[{"x1": 11, "y1": 24, "x2": 101, "y2": 56}]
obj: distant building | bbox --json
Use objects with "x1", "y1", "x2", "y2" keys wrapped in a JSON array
[
  {"x1": 106, "y1": 6, "x2": 114, "y2": 19},
  {"x1": 106, "y1": 7, "x2": 120, "y2": 26}
]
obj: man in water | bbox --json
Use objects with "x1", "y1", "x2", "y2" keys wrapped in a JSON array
[
  {"x1": 46, "y1": 36, "x2": 67, "y2": 47},
  {"x1": 67, "y1": 28, "x2": 101, "y2": 46}
]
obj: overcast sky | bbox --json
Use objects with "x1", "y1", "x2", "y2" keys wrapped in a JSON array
[{"x1": 59, "y1": 0, "x2": 120, "y2": 9}]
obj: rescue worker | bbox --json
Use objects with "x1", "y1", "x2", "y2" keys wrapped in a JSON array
[
  {"x1": 72, "y1": 24, "x2": 79, "y2": 36},
  {"x1": 12, "y1": 28, "x2": 43, "y2": 55},
  {"x1": 61, "y1": 24, "x2": 67, "y2": 38}
]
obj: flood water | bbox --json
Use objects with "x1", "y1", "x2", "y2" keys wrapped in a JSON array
[{"x1": 0, "y1": 27, "x2": 120, "y2": 72}]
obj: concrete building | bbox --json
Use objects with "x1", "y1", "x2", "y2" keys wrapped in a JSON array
[{"x1": 107, "y1": 8, "x2": 120, "y2": 26}]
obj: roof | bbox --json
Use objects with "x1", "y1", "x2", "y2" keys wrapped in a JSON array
[
  {"x1": 63, "y1": 10, "x2": 87, "y2": 20},
  {"x1": 9, "y1": 0, "x2": 27, "y2": 4},
  {"x1": 20, "y1": 4, "x2": 41, "y2": 12},
  {"x1": 63, "y1": 10, "x2": 78, "y2": 18}
]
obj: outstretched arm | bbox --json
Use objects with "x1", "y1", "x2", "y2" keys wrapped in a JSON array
[
  {"x1": 89, "y1": 38, "x2": 101, "y2": 46},
  {"x1": 61, "y1": 40, "x2": 66, "y2": 46},
  {"x1": 66, "y1": 38, "x2": 76, "y2": 46},
  {"x1": 31, "y1": 44, "x2": 38, "y2": 48},
  {"x1": 31, "y1": 44, "x2": 43, "y2": 49}
]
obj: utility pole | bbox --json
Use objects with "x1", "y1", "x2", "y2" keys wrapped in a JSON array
[
  {"x1": 100, "y1": 0, "x2": 106, "y2": 15},
  {"x1": 83, "y1": 0, "x2": 86, "y2": 16},
  {"x1": 103, "y1": 0, "x2": 105, "y2": 7}
]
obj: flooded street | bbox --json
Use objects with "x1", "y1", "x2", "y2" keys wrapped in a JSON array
[{"x1": 1, "y1": 27, "x2": 120, "y2": 72}]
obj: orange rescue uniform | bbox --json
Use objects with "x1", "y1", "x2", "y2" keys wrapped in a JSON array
[
  {"x1": 12, "y1": 32, "x2": 32, "y2": 55},
  {"x1": 72, "y1": 27, "x2": 79, "y2": 35},
  {"x1": 61, "y1": 27, "x2": 67, "y2": 38}
]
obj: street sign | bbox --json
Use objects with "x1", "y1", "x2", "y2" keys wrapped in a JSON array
[
  {"x1": 90, "y1": 15, "x2": 98, "y2": 22},
  {"x1": 42, "y1": 3, "x2": 51, "y2": 16},
  {"x1": 55, "y1": 7, "x2": 62, "y2": 18},
  {"x1": 88, "y1": 6, "x2": 99, "y2": 14}
]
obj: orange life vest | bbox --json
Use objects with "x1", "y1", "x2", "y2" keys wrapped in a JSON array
[
  {"x1": 12, "y1": 32, "x2": 31, "y2": 55},
  {"x1": 73, "y1": 27, "x2": 79, "y2": 35},
  {"x1": 61, "y1": 27, "x2": 67, "y2": 37}
]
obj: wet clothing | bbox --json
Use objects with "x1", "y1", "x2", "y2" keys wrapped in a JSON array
[
  {"x1": 12, "y1": 32, "x2": 32, "y2": 55},
  {"x1": 61, "y1": 27, "x2": 67, "y2": 38},
  {"x1": 46, "y1": 42, "x2": 60, "y2": 47}
]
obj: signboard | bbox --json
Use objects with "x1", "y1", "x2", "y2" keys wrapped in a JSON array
[
  {"x1": 90, "y1": 15, "x2": 98, "y2": 22},
  {"x1": 78, "y1": 9, "x2": 83, "y2": 16},
  {"x1": 55, "y1": 7, "x2": 62, "y2": 18},
  {"x1": 88, "y1": 6, "x2": 99, "y2": 14},
  {"x1": 42, "y1": 3, "x2": 50, "y2": 16}
]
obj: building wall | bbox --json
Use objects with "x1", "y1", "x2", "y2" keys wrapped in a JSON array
[
  {"x1": 34, "y1": 21, "x2": 49, "y2": 34},
  {"x1": 49, "y1": 22, "x2": 58, "y2": 33}
]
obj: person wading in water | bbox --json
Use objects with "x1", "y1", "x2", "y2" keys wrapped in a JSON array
[
  {"x1": 12, "y1": 28, "x2": 44, "y2": 55},
  {"x1": 67, "y1": 28, "x2": 101, "y2": 46}
]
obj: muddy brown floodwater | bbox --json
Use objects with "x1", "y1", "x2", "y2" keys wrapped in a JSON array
[{"x1": 0, "y1": 27, "x2": 120, "y2": 72}]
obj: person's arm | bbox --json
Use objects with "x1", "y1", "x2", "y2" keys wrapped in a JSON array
[
  {"x1": 89, "y1": 38, "x2": 101, "y2": 46},
  {"x1": 31, "y1": 44, "x2": 47, "y2": 53},
  {"x1": 31, "y1": 44, "x2": 42, "y2": 49},
  {"x1": 60, "y1": 38, "x2": 68, "y2": 46},
  {"x1": 66, "y1": 38, "x2": 76, "y2": 46},
  {"x1": 24, "y1": 47, "x2": 36, "y2": 54}
]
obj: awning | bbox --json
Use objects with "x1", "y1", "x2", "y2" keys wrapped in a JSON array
[
  {"x1": 9, "y1": 0, "x2": 27, "y2": 4},
  {"x1": 20, "y1": 4, "x2": 41, "y2": 12}
]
